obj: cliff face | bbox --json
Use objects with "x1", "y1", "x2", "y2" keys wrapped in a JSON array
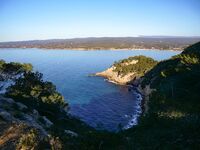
[
  {"x1": 96, "y1": 56, "x2": 157, "y2": 85},
  {"x1": 96, "y1": 64, "x2": 136, "y2": 85}
]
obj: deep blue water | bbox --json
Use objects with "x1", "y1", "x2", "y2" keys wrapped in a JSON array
[{"x1": 0, "y1": 48, "x2": 181, "y2": 131}]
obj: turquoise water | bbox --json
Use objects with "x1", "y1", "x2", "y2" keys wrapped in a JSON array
[{"x1": 0, "y1": 48, "x2": 181, "y2": 131}]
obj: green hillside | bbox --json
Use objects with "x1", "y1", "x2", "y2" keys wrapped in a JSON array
[{"x1": 127, "y1": 42, "x2": 200, "y2": 149}]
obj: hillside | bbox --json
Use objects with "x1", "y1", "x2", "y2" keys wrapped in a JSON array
[
  {"x1": 96, "y1": 42, "x2": 200, "y2": 149},
  {"x1": 1, "y1": 37, "x2": 200, "y2": 50},
  {"x1": 125, "y1": 41, "x2": 200, "y2": 149}
]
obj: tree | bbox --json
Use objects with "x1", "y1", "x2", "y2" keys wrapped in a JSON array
[{"x1": 6, "y1": 71, "x2": 67, "y2": 115}]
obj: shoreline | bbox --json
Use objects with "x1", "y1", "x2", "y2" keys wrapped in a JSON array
[
  {"x1": 99, "y1": 75, "x2": 148, "y2": 130},
  {"x1": 0, "y1": 47, "x2": 183, "y2": 52}
]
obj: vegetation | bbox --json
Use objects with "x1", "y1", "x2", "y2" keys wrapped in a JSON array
[
  {"x1": 16, "y1": 129, "x2": 40, "y2": 150},
  {"x1": 0, "y1": 59, "x2": 32, "y2": 75},
  {"x1": 134, "y1": 41, "x2": 200, "y2": 149},
  {"x1": 0, "y1": 60, "x2": 33, "y2": 91},
  {"x1": 113, "y1": 55, "x2": 157, "y2": 76},
  {"x1": 6, "y1": 71, "x2": 67, "y2": 117}
]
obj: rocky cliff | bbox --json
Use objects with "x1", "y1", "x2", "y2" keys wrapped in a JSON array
[
  {"x1": 96, "y1": 55, "x2": 157, "y2": 85},
  {"x1": 96, "y1": 66, "x2": 136, "y2": 85}
]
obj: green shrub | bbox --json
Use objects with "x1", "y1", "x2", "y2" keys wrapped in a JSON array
[
  {"x1": 1, "y1": 62, "x2": 32, "y2": 74},
  {"x1": 6, "y1": 71, "x2": 68, "y2": 116}
]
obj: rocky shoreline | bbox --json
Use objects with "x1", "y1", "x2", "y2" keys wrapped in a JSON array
[
  {"x1": 95, "y1": 70, "x2": 151, "y2": 129},
  {"x1": 123, "y1": 83, "x2": 143, "y2": 129},
  {"x1": 95, "y1": 57, "x2": 157, "y2": 128},
  {"x1": 95, "y1": 55, "x2": 156, "y2": 121},
  {"x1": 95, "y1": 60, "x2": 138, "y2": 85},
  {"x1": 94, "y1": 55, "x2": 159, "y2": 129},
  {"x1": 122, "y1": 78, "x2": 156, "y2": 129}
]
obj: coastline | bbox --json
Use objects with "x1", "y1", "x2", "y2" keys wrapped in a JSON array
[
  {"x1": 0, "y1": 47, "x2": 183, "y2": 52},
  {"x1": 123, "y1": 83, "x2": 143, "y2": 129},
  {"x1": 98, "y1": 75, "x2": 149, "y2": 129},
  {"x1": 94, "y1": 55, "x2": 157, "y2": 129}
]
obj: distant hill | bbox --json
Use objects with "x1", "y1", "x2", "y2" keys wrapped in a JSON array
[{"x1": 0, "y1": 37, "x2": 200, "y2": 50}]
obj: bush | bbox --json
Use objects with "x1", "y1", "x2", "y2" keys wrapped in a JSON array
[
  {"x1": 0, "y1": 60, "x2": 33, "y2": 82},
  {"x1": 1, "y1": 62, "x2": 32, "y2": 74},
  {"x1": 17, "y1": 129, "x2": 40, "y2": 150},
  {"x1": 6, "y1": 71, "x2": 68, "y2": 116}
]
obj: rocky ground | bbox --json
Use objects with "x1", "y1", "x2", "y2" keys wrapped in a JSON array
[
  {"x1": 0, "y1": 95, "x2": 78, "y2": 149},
  {"x1": 0, "y1": 95, "x2": 49, "y2": 149}
]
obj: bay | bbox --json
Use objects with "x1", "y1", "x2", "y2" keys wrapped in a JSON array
[{"x1": 0, "y1": 48, "x2": 180, "y2": 131}]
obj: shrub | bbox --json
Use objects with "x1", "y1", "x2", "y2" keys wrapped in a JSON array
[
  {"x1": 6, "y1": 71, "x2": 67, "y2": 116},
  {"x1": 16, "y1": 129, "x2": 40, "y2": 150}
]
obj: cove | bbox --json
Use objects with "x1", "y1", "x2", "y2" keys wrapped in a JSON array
[{"x1": 0, "y1": 48, "x2": 181, "y2": 131}]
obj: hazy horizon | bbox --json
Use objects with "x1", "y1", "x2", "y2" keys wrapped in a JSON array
[{"x1": 1, "y1": 0, "x2": 200, "y2": 42}]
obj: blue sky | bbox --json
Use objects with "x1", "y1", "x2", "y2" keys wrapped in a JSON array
[{"x1": 0, "y1": 0, "x2": 200, "y2": 42}]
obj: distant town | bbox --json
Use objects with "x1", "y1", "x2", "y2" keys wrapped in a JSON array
[{"x1": 1, "y1": 36, "x2": 200, "y2": 50}]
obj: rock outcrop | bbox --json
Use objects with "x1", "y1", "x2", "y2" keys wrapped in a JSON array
[
  {"x1": 137, "y1": 84, "x2": 156, "y2": 114},
  {"x1": 0, "y1": 95, "x2": 48, "y2": 136},
  {"x1": 0, "y1": 94, "x2": 83, "y2": 149},
  {"x1": 96, "y1": 66, "x2": 136, "y2": 84},
  {"x1": 96, "y1": 60, "x2": 138, "y2": 84},
  {"x1": 0, "y1": 95, "x2": 54, "y2": 149},
  {"x1": 95, "y1": 56, "x2": 157, "y2": 85}
]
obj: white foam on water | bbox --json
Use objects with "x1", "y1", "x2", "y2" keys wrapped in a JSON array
[{"x1": 123, "y1": 92, "x2": 143, "y2": 130}]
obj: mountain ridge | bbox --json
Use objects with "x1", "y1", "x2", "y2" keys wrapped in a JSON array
[{"x1": 1, "y1": 37, "x2": 200, "y2": 50}]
